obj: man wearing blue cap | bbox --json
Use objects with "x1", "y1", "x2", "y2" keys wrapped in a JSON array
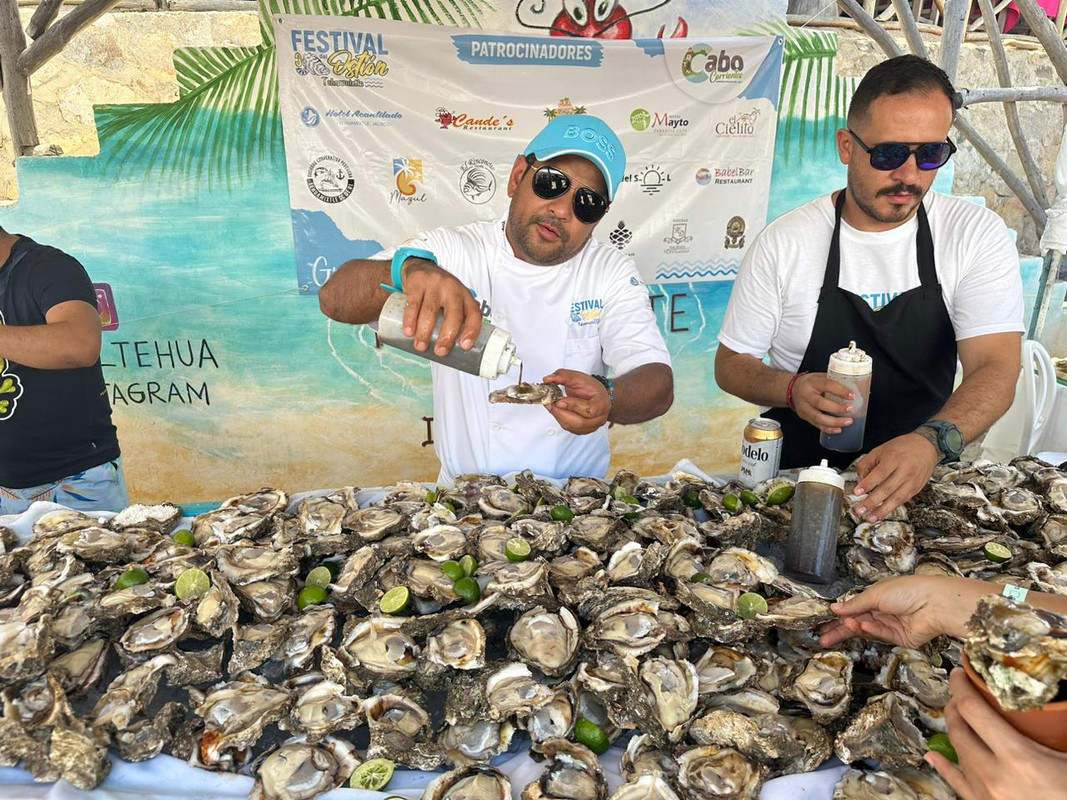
[{"x1": 320, "y1": 114, "x2": 673, "y2": 483}]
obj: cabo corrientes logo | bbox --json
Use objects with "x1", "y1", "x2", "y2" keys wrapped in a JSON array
[
  {"x1": 435, "y1": 108, "x2": 515, "y2": 132},
  {"x1": 682, "y1": 45, "x2": 745, "y2": 84},
  {"x1": 459, "y1": 159, "x2": 497, "y2": 205},
  {"x1": 392, "y1": 158, "x2": 427, "y2": 206},
  {"x1": 629, "y1": 108, "x2": 689, "y2": 134},
  {"x1": 716, "y1": 107, "x2": 761, "y2": 138},
  {"x1": 306, "y1": 155, "x2": 355, "y2": 204},
  {"x1": 290, "y1": 29, "x2": 390, "y2": 89}
]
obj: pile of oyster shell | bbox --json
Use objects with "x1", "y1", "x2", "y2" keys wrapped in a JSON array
[{"x1": 0, "y1": 455, "x2": 1064, "y2": 800}]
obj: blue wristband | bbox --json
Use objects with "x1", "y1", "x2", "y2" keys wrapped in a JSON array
[
  {"x1": 382, "y1": 247, "x2": 437, "y2": 293},
  {"x1": 592, "y1": 374, "x2": 614, "y2": 404}
]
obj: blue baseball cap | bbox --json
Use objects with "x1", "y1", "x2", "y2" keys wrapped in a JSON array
[{"x1": 523, "y1": 114, "x2": 626, "y2": 202}]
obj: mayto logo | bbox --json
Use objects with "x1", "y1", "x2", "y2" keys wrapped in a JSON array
[
  {"x1": 630, "y1": 108, "x2": 689, "y2": 134},
  {"x1": 715, "y1": 166, "x2": 755, "y2": 185},
  {"x1": 459, "y1": 158, "x2": 497, "y2": 205},
  {"x1": 716, "y1": 108, "x2": 761, "y2": 138},
  {"x1": 435, "y1": 107, "x2": 515, "y2": 132},
  {"x1": 695, "y1": 167, "x2": 712, "y2": 186},
  {"x1": 290, "y1": 29, "x2": 390, "y2": 89},
  {"x1": 391, "y1": 158, "x2": 427, "y2": 206},
  {"x1": 608, "y1": 220, "x2": 633, "y2": 251},
  {"x1": 544, "y1": 97, "x2": 586, "y2": 119},
  {"x1": 663, "y1": 219, "x2": 693, "y2": 255},
  {"x1": 624, "y1": 165, "x2": 671, "y2": 196},
  {"x1": 682, "y1": 45, "x2": 745, "y2": 84},
  {"x1": 725, "y1": 216, "x2": 747, "y2": 249},
  {"x1": 570, "y1": 298, "x2": 604, "y2": 326},
  {"x1": 300, "y1": 107, "x2": 321, "y2": 127},
  {"x1": 306, "y1": 155, "x2": 355, "y2": 204}
]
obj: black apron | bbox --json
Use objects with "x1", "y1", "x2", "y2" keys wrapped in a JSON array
[{"x1": 766, "y1": 191, "x2": 957, "y2": 470}]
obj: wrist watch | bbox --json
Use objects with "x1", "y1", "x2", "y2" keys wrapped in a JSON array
[{"x1": 914, "y1": 420, "x2": 965, "y2": 464}]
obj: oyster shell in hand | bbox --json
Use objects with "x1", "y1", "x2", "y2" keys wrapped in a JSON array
[{"x1": 489, "y1": 383, "x2": 563, "y2": 405}]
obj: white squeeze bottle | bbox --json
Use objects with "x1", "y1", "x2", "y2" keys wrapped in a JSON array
[
  {"x1": 371, "y1": 292, "x2": 521, "y2": 380},
  {"x1": 819, "y1": 341, "x2": 873, "y2": 453}
]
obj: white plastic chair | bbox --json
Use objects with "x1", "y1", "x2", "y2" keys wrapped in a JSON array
[{"x1": 980, "y1": 339, "x2": 1057, "y2": 462}]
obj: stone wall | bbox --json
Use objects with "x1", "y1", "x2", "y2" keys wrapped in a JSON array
[{"x1": 0, "y1": 12, "x2": 1063, "y2": 253}]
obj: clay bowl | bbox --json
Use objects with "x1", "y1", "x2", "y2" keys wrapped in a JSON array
[{"x1": 962, "y1": 652, "x2": 1067, "y2": 752}]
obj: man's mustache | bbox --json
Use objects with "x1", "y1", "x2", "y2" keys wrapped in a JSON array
[{"x1": 877, "y1": 183, "x2": 922, "y2": 197}]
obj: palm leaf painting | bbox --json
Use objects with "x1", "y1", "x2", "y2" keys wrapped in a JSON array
[
  {"x1": 94, "y1": 0, "x2": 493, "y2": 186},
  {"x1": 741, "y1": 20, "x2": 858, "y2": 161}
]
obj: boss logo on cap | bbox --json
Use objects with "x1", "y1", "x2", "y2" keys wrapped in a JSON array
[{"x1": 562, "y1": 125, "x2": 616, "y2": 161}]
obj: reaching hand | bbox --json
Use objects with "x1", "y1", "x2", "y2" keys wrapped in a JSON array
[
  {"x1": 400, "y1": 259, "x2": 483, "y2": 356},
  {"x1": 925, "y1": 668, "x2": 1067, "y2": 799},
  {"x1": 543, "y1": 370, "x2": 612, "y2": 435},
  {"x1": 852, "y1": 432, "x2": 940, "y2": 522},
  {"x1": 790, "y1": 372, "x2": 856, "y2": 435}
]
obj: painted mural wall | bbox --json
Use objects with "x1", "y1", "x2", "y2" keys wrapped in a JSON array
[{"x1": 0, "y1": 0, "x2": 1006, "y2": 505}]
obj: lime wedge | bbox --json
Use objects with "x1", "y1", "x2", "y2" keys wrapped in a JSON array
[
  {"x1": 611, "y1": 485, "x2": 629, "y2": 501},
  {"x1": 740, "y1": 490, "x2": 760, "y2": 507},
  {"x1": 722, "y1": 494, "x2": 741, "y2": 512},
  {"x1": 505, "y1": 537, "x2": 532, "y2": 563},
  {"x1": 305, "y1": 566, "x2": 332, "y2": 589},
  {"x1": 172, "y1": 529, "x2": 195, "y2": 547},
  {"x1": 379, "y1": 585, "x2": 410, "y2": 615},
  {"x1": 441, "y1": 560, "x2": 465, "y2": 582},
  {"x1": 453, "y1": 576, "x2": 481, "y2": 604},
  {"x1": 350, "y1": 758, "x2": 395, "y2": 791},
  {"x1": 575, "y1": 717, "x2": 610, "y2": 755},
  {"x1": 459, "y1": 554, "x2": 478, "y2": 577},
  {"x1": 690, "y1": 572, "x2": 712, "y2": 584},
  {"x1": 115, "y1": 567, "x2": 150, "y2": 590},
  {"x1": 737, "y1": 592, "x2": 768, "y2": 620},
  {"x1": 766, "y1": 484, "x2": 795, "y2": 506},
  {"x1": 926, "y1": 733, "x2": 958, "y2": 764},
  {"x1": 425, "y1": 490, "x2": 438, "y2": 504},
  {"x1": 174, "y1": 567, "x2": 211, "y2": 600},
  {"x1": 682, "y1": 488, "x2": 702, "y2": 509},
  {"x1": 550, "y1": 504, "x2": 575, "y2": 522},
  {"x1": 297, "y1": 585, "x2": 328, "y2": 610},
  {"x1": 984, "y1": 542, "x2": 1012, "y2": 563}
]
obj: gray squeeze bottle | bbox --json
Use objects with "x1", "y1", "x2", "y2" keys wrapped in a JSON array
[
  {"x1": 372, "y1": 291, "x2": 521, "y2": 380},
  {"x1": 820, "y1": 340, "x2": 873, "y2": 453},
  {"x1": 783, "y1": 459, "x2": 845, "y2": 584}
]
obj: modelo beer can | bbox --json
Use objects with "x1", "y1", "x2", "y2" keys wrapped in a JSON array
[{"x1": 740, "y1": 418, "x2": 783, "y2": 488}]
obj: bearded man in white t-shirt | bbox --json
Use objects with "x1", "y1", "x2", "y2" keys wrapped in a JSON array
[
  {"x1": 716, "y1": 55, "x2": 1023, "y2": 522},
  {"x1": 319, "y1": 114, "x2": 673, "y2": 483}
]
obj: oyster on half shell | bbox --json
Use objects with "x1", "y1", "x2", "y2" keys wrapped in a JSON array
[{"x1": 489, "y1": 383, "x2": 563, "y2": 405}]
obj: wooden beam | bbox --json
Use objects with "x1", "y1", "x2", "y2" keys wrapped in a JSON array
[
  {"x1": 976, "y1": 0, "x2": 1050, "y2": 210},
  {"x1": 0, "y1": 0, "x2": 38, "y2": 156},
  {"x1": 17, "y1": 0, "x2": 123, "y2": 77},
  {"x1": 893, "y1": 0, "x2": 931, "y2": 55},
  {"x1": 941, "y1": 0, "x2": 968, "y2": 83},
  {"x1": 958, "y1": 86, "x2": 1067, "y2": 103},
  {"x1": 1012, "y1": 0, "x2": 1067, "y2": 84},
  {"x1": 837, "y1": 0, "x2": 907, "y2": 55},
  {"x1": 27, "y1": 0, "x2": 66, "y2": 40}
]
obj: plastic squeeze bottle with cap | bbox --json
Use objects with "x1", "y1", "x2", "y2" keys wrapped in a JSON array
[
  {"x1": 819, "y1": 340, "x2": 873, "y2": 453},
  {"x1": 784, "y1": 459, "x2": 845, "y2": 584},
  {"x1": 371, "y1": 291, "x2": 521, "y2": 380}
]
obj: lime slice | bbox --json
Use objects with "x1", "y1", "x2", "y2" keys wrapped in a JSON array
[
  {"x1": 425, "y1": 490, "x2": 438, "y2": 504},
  {"x1": 574, "y1": 717, "x2": 610, "y2": 755},
  {"x1": 740, "y1": 490, "x2": 760, "y2": 507},
  {"x1": 297, "y1": 585, "x2": 328, "y2": 610},
  {"x1": 459, "y1": 554, "x2": 477, "y2": 577},
  {"x1": 737, "y1": 592, "x2": 768, "y2": 620},
  {"x1": 115, "y1": 567, "x2": 150, "y2": 590},
  {"x1": 442, "y1": 501, "x2": 456, "y2": 513},
  {"x1": 926, "y1": 733, "x2": 958, "y2": 764},
  {"x1": 172, "y1": 529, "x2": 195, "y2": 547},
  {"x1": 611, "y1": 485, "x2": 629, "y2": 501},
  {"x1": 766, "y1": 484, "x2": 795, "y2": 506},
  {"x1": 174, "y1": 567, "x2": 211, "y2": 600},
  {"x1": 350, "y1": 758, "x2": 395, "y2": 791},
  {"x1": 984, "y1": 542, "x2": 1012, "y2": 563},
  {"x1": 505, "y1": 537, "x2": 532, "y2": 563},
  {"x1": 682, "y1": 488, "x2": 702, "y2": 508},
  {"x1": 305, "y1": 566, "x2": 332, "y2": 589},
  {"x1": 619, "y1": 493, "x2": 639, "y2": 505},
  {"x1": 690, "y1": 572, "x2": 712, "y2": 584},
  {"x1": 550, "y1": 504, "x2": 575, "y2": 522},
  {"x1": 379, "y1": 585, "x2": 410, "y2": 615},
  {"x1": 441, "y1": 560, "x2": 465, "y2": 582},
  {"x1": 453, "y1": 576, "x2": 481, "y2": 604},
  {"x1": 722, "y1": 494, "x2": 741, "y2": 512}
]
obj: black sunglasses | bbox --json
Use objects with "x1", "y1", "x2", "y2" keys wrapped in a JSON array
[
  {"x1": 524, "y1": 154, "x2": 610, "y2": 225},
  {"x1": 848, "y1": 129, "x2": 957, "y2": 171}
]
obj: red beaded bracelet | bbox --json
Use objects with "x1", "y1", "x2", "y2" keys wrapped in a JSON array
[{"x1": 786, "y1": 371, "x2": 809, "y2": 412}]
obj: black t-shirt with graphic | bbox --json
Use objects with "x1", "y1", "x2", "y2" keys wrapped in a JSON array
[{"x1": 0, "y1": 236, "x2": 120, "y2": 488}]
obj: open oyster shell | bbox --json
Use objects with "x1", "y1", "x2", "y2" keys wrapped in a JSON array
[{"x1": 488, "y1": 382, "x2": 563, "y2": 405}]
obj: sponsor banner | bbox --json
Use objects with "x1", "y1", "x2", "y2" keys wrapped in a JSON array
[{"x1": 275, "y1": 15, "x2": 782, "y2": 288}]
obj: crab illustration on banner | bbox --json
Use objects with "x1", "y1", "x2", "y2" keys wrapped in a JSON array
[{"x1": 515, "y1": 0, "x2": 688, "y2": 39}]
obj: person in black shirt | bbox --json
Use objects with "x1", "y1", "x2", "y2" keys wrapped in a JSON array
[{"x1": 0, "y1": 225, "x2": 126, "y2": 515}]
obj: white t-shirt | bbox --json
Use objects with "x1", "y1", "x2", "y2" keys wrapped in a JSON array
[
  {"x1": 377, "y1": 217, "x2": 670, "y2": 484},
  {"x1": 718, "y1": 191, "x2": 1024, "y2": 372}
]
